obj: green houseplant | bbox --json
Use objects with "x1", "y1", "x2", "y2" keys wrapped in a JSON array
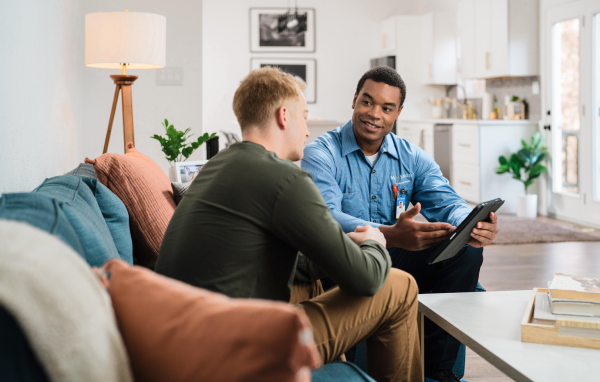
[
  {"x1": 495, "y1": 132, "x2": 548, "y2": 218},
  {"x1": 151, "y1": 119, "x2": 216, "y2": 167}
]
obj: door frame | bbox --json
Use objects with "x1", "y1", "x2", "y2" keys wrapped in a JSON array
[{"x1": 541, "y1": 0, "x2": 600, "y2": 228}]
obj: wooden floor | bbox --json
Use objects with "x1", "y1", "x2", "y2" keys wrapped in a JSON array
[{"x1": 461, "y1": 216, "x2": 600, "y2": 381}]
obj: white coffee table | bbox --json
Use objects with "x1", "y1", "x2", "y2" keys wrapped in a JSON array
[{"x1": 417, "y1": 291, "x2": 599, "y2": 382}]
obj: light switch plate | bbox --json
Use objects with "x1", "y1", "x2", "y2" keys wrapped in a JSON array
[
  {"x1": 532, "y1": 81, "x2": 540, "y2": 95},
  {"x1": 156, "y1": 67, "x2": 184, "y2": 86}
]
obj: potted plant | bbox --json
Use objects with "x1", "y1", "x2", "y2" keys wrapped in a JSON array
[
  {"x1": 151, "y1": 119, "x2": 216, "y2": 181},
  {"x1": 495, "y1": 132, "x2": 548, "y2": 218}
]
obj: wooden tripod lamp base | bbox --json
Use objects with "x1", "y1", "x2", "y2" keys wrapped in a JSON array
[{"x1": 103, "y1": 74, "x2": 138, "y2": 154}]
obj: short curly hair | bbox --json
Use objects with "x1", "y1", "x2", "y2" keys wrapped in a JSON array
[
  {"x1": 355, "y1": 67, "x2": 407, "y2": 108},
  {"x1": 233, "y1": 66, "x2": 306, "y2": 131}
]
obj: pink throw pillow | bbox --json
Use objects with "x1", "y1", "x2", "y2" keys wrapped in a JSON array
[
  {"x1": 86, "y1": 143, "x2": 175, "y2": 269},
  {"x1": 104, "y1": 259, "x2": 321, "y2": 382}
]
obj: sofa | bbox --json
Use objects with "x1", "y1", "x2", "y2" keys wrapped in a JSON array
[{"x1": 0, "y1": 148, "x2": 377, "y2": 382}]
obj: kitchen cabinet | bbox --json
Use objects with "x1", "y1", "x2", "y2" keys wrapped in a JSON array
[
  {"x1": 420, "y1": 12, "x2": 458, "y2": 85},
  {"x1": 375, "y1": 17, "x2": 396, "y2": 56},
  {"x1": 451, "y1": 121, "x2": 539, "y2": 213},
  {"x1": 458, "y1": 0, "x2": 538, "y2": 79},
  {"x1": 375, "y1": 13, "x2": 457, "y2": 86},
  {"x1": 395, "y1": 121, "x2": 434, "y2": 157}
]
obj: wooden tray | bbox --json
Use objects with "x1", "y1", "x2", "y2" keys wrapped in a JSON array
[{"x1": 521, "y1": 288, "x2": 600, "y2": 350}]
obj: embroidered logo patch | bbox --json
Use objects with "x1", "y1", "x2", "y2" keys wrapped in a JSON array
[{"x1": 390, "y1": 173, "x2": 413, "y2": 182}]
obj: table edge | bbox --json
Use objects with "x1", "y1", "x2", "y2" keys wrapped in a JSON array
[{"x1": 418, "y1": 300, "x2": 533, "y2": 382}]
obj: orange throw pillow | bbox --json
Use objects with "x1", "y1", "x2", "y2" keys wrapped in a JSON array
[
  {"x1": 86, "y1": 143, "x2": 175, "y2": 269},
  {"x1": 104, "y1": 259, "x2": 321, "y2": 382}
]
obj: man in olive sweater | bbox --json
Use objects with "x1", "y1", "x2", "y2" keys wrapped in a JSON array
[{"x1": 155, "y1": 67, "x2": 421, "y2": 382}]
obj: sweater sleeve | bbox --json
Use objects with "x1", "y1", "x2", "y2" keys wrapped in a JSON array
[{"x1": 272, "y1": 173, "x2": 391, "y2": 296}]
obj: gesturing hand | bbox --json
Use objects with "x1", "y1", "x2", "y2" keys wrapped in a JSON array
[
  {"x1": 347, "y1": 224, "x2": 387, "y2": 248},
  {"x1": 467, "y1": 212, "x2": 499, "y2": 248},
  {"x1": 379, "y1": 203, "x2": 455, "y2": 251}
]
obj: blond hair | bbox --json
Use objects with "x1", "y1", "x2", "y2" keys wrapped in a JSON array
[{"x1": 233, "y1": 66, "x2": 306, "y2": 131}]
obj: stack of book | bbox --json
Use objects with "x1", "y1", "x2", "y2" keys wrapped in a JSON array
[{"x1": 533, "y1": 273, "x2": 600, "y2": 338}]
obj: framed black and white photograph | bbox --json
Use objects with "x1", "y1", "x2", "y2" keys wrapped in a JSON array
[
  {"x1": 250, "y1": 8, "x2": 315, "y2": 53},
  {"x1": 251, "y1": 58, "x2": 316, "y2": 103},
  {"x1": 175, "y1": 160, "x2": 208, "y2": 183}
]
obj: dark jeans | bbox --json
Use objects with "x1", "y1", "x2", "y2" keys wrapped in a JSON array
[{"x1": 388, "y1": 245, "x2": 483, "y2": 370}]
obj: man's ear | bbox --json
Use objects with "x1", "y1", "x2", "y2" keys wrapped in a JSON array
[
  {"x1": 395, "y1": 105, "x2": 404, "y2": 120},
  {"x1": 351, "y1": 93, "x2": 358, "y2": 109},
  {"x1": 275, "y1": 106, "x2": 288, "y2": 130}
]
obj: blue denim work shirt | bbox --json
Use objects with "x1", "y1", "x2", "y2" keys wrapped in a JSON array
[{"x1": 301, "y1": 120, "x2": 472, "y2": 233}]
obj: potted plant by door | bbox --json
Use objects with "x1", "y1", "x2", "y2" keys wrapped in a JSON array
[
  {"x1": 151, "y1": 119, "x2": 216, "y2": 181},
  {"x1": 495, "y1": 132, "x2": 548, "y2": 218}
]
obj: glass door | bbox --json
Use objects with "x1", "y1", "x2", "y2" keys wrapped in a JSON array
[
  {"x1": 594, "y1": 13, "x2": 600, "y2": 203},
  {"x1": 551, "y1": 17, "x2": 581, "y2": 195},
  {"x1": 544, "y1": 0, "x2": 600, "y2": 227}
]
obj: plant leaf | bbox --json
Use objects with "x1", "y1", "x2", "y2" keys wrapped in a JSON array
[
  {"x1": 495, "y1": 164, "x2": 510, "y2": 174},
  {"x1": 529, "y1": 164, "x2": 548, "y2": 179},
  {"x1": 498, "y1": 156, "x2": 508, "y2": 165}
]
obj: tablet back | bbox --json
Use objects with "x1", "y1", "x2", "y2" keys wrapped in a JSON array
[{"x1": 427, "y1": 198, "x2": 504, "y2": 264}]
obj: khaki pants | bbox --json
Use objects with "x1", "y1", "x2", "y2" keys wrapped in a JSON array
[{"x1": 291, "y1": 269, "x2": 422, "y2": 382}]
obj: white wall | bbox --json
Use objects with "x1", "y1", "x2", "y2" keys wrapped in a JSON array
[
  {"x1": 202, "y1": 0, "x2": 462, "y2": 141},
  {"x1": 82, "y1": 0, "x2": 204, "y2": 174},
  {"x1": 0, "y1": 0, "x2": 85, "y2": 193},
  {"x1": 202, "y1": 0, "x2": 385, "y2": 143}
]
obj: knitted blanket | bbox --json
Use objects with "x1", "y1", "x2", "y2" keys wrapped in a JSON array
[{"x1": 0, "y1": 219, "x2": 133, "y2": 382}]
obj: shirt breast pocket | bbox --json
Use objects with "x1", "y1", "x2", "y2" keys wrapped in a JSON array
[{"x1": 341, "y1": 192, "x2": 366, "y2": 220}]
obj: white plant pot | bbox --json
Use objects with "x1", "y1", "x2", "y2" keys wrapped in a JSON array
[
  {"x1": 517, "y1": 194, "x2": 537, "y2": 218},
  {"x1": 168, "y1": 167, "x2": 177, "y2": 182}
]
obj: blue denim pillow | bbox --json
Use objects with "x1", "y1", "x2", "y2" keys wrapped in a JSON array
[
  {"x1": 65, "y1": 163, "x2": 97, "y2": 178},
  {"x1": 77, "y1": 176, "x2": 133, "y2": 264},
  {"x1": 32, "y1": 175, "x2": 119, "y2": 266},
  {"x1": 0, "y1": 194, "x2": 84, "y2": 256}
]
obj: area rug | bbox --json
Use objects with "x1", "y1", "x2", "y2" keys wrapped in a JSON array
[{"x1": 493, "y1": 215, "x2": 600, "y2": 245}]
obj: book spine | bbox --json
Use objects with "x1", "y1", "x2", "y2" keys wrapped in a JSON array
[{"x1": 550, "y1": 289, "x2": 600, "y2": 303}]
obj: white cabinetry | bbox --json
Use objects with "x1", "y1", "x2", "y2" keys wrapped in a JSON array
[
  {"x1": 451, "y1": 121, "x2": 538, "y2": 213},
  {"x1": 421, "y1": 12, "x2": 458, "y2": 85},
  {"x1": 375, "y1": 17, "x2": 396, "y2": 56},
  {"x1": 459, "y1": 0, "x2": 538, "y2": 79},
  {"x1": 376, "y1": 13, "x2": 456, "y2": 85},
  {"x1": 396, "y1": 121, "x2": 434, "y2": 157}
]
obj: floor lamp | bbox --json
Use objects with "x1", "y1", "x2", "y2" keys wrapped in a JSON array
[{"x1": 85, "y1": 11, "x2": 166, "y2": 153}]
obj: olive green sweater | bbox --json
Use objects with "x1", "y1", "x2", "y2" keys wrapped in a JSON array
[{"x1": 155, "y1": 142, "x2": 391, "y2": 302}]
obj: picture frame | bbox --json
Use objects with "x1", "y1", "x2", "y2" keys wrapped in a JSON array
[
  {"x1": 249, "y1": 8, "x2": 315, "y2": 53},
  {"x1": 250, "y1": 58, "x2": 316, "y2": 103},
  {"x1": 175, "y1": 160, "x2": 208, "y2": 183}
]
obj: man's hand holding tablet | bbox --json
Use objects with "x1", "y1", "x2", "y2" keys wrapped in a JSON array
[
  {"x1": 379, "y1": 203, "x2": 456, "y2": 251},
  {"x1": 467, "y1": 211, "x2": 499, "y2": 248}
]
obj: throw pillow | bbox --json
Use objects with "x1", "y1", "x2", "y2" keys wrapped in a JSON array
[
  {"x1": 65, "y1": 163, "x2": 97, "y2": 178},
  {"x1": 87, "y1": 143, "x2": 176, "y2": 269},
  {"x1": 104, "y1": 259, "x2": 321, "y2": 382},
  {"x1": 0, "y1": 193, "x2": 85, "y2": 257},
  {"x1": 78, "y1": 176, "x2": 133, "y2": 264},
  {"x1": 171, "y1": 180, "x2": 192, "y2": 205},
  {"x1": 33, "y1": 175, "x2": 119, "y2": 267}
]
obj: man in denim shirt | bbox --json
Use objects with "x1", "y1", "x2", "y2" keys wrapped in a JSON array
[{"x1": 302, "y1": 67, "x2": 499, "y2": 382}]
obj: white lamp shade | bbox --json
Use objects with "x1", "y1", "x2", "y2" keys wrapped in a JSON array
[{"x1": 85, "y1": 12, "x2": 166, "y2": 70}]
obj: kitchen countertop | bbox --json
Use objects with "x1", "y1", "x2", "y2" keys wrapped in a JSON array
[{"x1": 399, "y1": 118, "x2": 540, "y2": 125}]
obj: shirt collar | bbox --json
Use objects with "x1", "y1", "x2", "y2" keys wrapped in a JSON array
[
  {"x1": 340, "y1": 119, "x2": 399, "y2": 160},
  {"x1": 341, "y1": 120, "x2": 361, "y2": 157}
]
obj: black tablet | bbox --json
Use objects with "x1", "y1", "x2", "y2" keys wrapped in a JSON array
[{"x1": 427, "y1": 198, "x2": 505, "y2": 265}]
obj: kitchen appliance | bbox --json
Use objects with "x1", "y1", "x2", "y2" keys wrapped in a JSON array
[{"x1": 434, "y1": 124, "x2": 452, "y2": 181}]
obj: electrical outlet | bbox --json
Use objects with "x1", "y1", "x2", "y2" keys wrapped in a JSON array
[
  {"x1": 156, "y1": 67, "x2": 184, "y2": 86},
  {"x1": 532, "y1": 81, "x2": 540, "y2": 95}
]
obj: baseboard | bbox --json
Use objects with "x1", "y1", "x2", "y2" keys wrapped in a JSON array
[{"x1": 545, "y1": 212, "x2": 600, "y2": 230}]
